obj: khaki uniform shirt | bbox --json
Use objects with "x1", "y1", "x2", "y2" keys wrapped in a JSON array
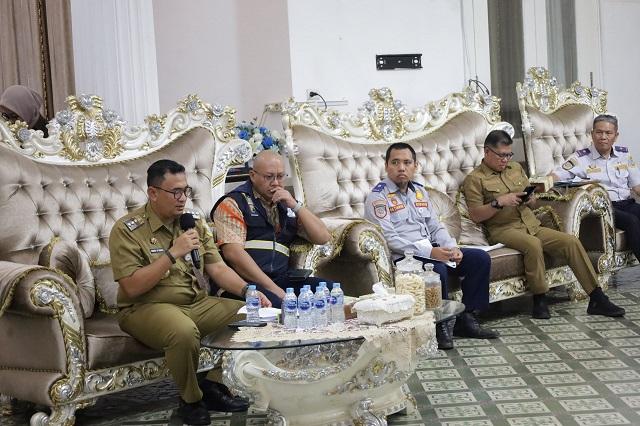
[
  {"x1": 553, "y1": 144, "x2": 640, "y2": 202},
  {"x1": 109, "y1": 203, "x2": 222, "y2": 307},
  {"x1": 463, "y1": 161, "x2": 540, "y2": 235}
]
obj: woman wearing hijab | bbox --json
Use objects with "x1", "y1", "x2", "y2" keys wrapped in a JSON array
[{"x1": 0, "y1": 85, "x2": 48, "y2": 137}]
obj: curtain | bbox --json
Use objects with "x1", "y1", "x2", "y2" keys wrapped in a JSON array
[{"x1": 0, "y1": 0, "x2": 75, "y2": 119}]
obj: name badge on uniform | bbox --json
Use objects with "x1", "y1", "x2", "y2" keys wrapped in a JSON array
[
  {"x1": 150, "y1": 247, "x2": 165, "y2": 254},
  {"x1": 389, "y1": 204, "x2": 405, "y2": 213},
  {"x1": 586, "y1": 164, "x2": 601, "y2": 174},
  {"x1": 415, "y1": 201, "x2": 428, "y2": 208}
]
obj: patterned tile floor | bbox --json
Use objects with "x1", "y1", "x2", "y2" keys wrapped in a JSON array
[{"x1": 3, "y1": 266, "x2": 640, "y2": 426}]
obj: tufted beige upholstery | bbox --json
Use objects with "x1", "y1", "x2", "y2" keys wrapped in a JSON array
[
  {"x1": 518, "y1": 66, "x2": 633, "y2": 273},
  {"x1": 0, "y1": 95, "x2": 251, "y2": 425},
  {"x1": 285, "y1": 87, "x2": 586, "y2": 302}
]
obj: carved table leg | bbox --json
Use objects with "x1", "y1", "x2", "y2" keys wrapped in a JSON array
[
  {"x1": 352, "y1": 398, "x2": 387, "y2": 426},
  {"x1": 30, "y1": 403, "x2": 79, "y2": 426}
]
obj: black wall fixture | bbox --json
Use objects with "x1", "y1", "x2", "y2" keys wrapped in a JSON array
[{"x1": 376, "y1": 54, "x2": 422, "y2": 70}]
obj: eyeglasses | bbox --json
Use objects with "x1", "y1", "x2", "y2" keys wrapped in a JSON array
[
  {"x1": 252, "y1": 170, "x2": 287, "y2": 183},
  {"x1": 487, "y1": 146, "x2": 514, "y2": 160},
  {"x1": 388, "y1": 159, "x2": 415, "y2": 167},
  {"x1": 151, "y1": 185, "x2": 193, "y2": 200}
]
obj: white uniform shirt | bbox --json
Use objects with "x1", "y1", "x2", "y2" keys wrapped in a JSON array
[
  {"x1": 364, "y1": 178, "x2": 457, "y2": 260},
  {"x1": 553, "y1": 144, "x2": 640, "y2": 202}
]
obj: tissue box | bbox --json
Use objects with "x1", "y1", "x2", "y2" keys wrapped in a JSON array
[{"x1": 352, "y1": 294, "x2": 415, "y2": 326}]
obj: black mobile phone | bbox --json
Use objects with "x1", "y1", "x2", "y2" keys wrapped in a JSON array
[
  {"x1": 228, "y1": 320, "x2": 267, "y2": 328},
  {"x1": 286, "y1": 268, "x2": 312, "y2": 282},
  {"x1": 520, "y1": 185, "x2": 537, "y2": 201}
]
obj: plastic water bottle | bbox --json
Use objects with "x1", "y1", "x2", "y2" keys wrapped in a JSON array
[
  {"x1": 314, "y1": 286, "x2": 328, "y2": 328},
  {"x1": 330, "y1": 283, "x2": 345, "y2": 324},
  {"x1": 320, "y1": 282, "x2": 331, "y2": 322},
  {"x1": 245, "y1": 284, "x2": 260, "y2": 323},
  {"x1": 297, "y1": 287, "x2": 313, "y2": 329},
  {"x1": 304, "y1": 284, "x2": 314, "y2": 317},
  {"x1": 283, "y1": 288, "x2": 298, "y2": 330}
]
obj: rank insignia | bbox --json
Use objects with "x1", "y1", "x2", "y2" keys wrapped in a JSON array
[
  {"x1": 372, "y1": 182, "x2": 387, "y2": 192},
  {"x1": 150, "y1": 237, "x2": 159, "y2": 245},
  {"x1": 373, "y1": 201, "x2": 387, "y2": 219},
  {"x1": 614, "y1": 145, "x2": 628, "y2": 153},
  {"x1": 389, "y1": 204, "x2": 405, "y2": 213},
  {"x1": 615, "y1": 163, "x2": 628, "y2": 171},
  {"x1": 576, "y1": 147, "x2": 591, "y2": 157},
  {"x1": 124, "y1": 216, "x2": 144, "y2": 231}
]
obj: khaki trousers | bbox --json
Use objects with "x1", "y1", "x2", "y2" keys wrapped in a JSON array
[
  {"x1": 118, "y1": 296, "x2": 244, "y2": 403},
  {"x1": 489, "y1": 226, "x2": 599, "y2": 295}
]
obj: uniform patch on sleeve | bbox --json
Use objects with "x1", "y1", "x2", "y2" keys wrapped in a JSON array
[
  {"x1": 576, "y1": 148, "x2": 591, "y2": 157},
  {"x1": 372, "y1": 200, "x2": 388, "y2": 219},
  {"x1": 124, "y1": 216, "x2": 144, "y2": 231},
  {"x1": 372, "y1": 182, "x2": 387, "y2": 192},
  {"x1": 615, "y1": 145, "x2": 629, "y2": 153},
  {"x1": 562, "y1": 158, "x2": 577, "y2": 170}
]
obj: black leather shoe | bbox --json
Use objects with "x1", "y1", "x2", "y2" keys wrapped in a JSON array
[
  {"x1": 532, "y1": 294, "x2": 550, "y2": 319},
  {"x1": 201, "y1": 381, "x2": 249, "y2": 412},
  {"x1": 436, "y1": 321, "x2": 454, "y2": 350},
  {"x1": 453, "y1": 312, "x2": 498, "y2": 339},
  {"x1": 587, "y1": 293, "x2": 625, "y2": 317},
  {"x1": 176, "y1": 398, "x2": 210, "y2": 426}
]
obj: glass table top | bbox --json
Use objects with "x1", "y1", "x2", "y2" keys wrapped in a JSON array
[{"x1": 201, "y1": 300, "x2": 464, "y2": 351}]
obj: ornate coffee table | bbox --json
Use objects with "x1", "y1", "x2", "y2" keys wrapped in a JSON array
[{"x1": 202, "y1": 300, "x2": 463, "y2": 425}]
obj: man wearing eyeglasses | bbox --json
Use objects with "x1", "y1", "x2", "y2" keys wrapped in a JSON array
[
  {"x1": 109, "y1": 159, "x2": 270, "y2": 425},
  {"x1": 551, "y1": 115, "x2": 640, "y2": 263},
  {"x1": 212, "y1": 150, "x2": 332, "y2": 307},
  {"x1": 463, "y1": 130, "x2": 624, "y2": 319}
]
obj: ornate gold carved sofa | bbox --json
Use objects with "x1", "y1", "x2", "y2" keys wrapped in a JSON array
[
  {"x1": 517, "y1": 66, "x2": 633, "y2": 273},
  {"x1": 0, "y1": 94, "x2": 252, "y2": 425},
  {"x1": 281, "y1": 87, "x2": 602, "y2": 302}
]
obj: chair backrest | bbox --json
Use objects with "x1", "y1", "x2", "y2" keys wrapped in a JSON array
[
  {"x1": 0, "y1": 94, "x2": 251, "y2": 266},
  {"x1": 282, "y1": 86, "x2": 512, "y2": 219},
  {"x1": 517, "y1": 66, "x2": 608, "y2": 177}
]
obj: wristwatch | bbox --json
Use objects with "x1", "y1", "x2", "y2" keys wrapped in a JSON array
[
  {"x1": 292, "y1": 200, "x2": 303, "y2": 213},
  {"x1": 490, "y1": 199, "x2": 503, "y2": 210}
]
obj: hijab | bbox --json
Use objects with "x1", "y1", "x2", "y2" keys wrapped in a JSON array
[{"x1": 0, "y1": 85, "x2": 44, "y2": 128}]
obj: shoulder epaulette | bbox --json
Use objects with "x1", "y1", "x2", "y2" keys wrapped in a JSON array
[
  {"x1": 372, "y1": 182, "x2": 387, "y2": 192},
  {"x1": 124, "y1": 216, "x2": 145, "y2": 231},
  {"x1": 614, "y1": 145, "x2": 629, "y2": 153},
  {"x1": 576, "y1": 148, "x2": 591, "y2": 157},
  {"x1": 411, "y1": 181, "x2": 424, "y2": 187}
]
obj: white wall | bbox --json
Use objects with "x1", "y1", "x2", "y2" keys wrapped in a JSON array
[
  {"x1": 153, "y1": 0, "x2": 290, "y2": 122},
  {"x1": 599, "y1": 0, "x2": 640, "y2": 160},
  {"x1": 286, "y1": 0, "x2": 471, "y2": 109}
]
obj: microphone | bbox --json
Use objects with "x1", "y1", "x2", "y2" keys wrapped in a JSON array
[{"x1": 179, "y1": 213, "x2": 201, "y2": 269}]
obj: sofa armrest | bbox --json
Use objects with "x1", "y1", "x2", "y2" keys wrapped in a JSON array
[
  {"x1": 0, "y1": 261, "x2": 83, "y2": 319},
  {"x1": 289, "y1": 217, "x2": 393, "y2": 296},
  {"x1": 536, "y1": 184, "x2": 616, "y2": 273}
]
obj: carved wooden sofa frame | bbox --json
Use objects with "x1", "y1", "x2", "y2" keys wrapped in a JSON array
[
  {"x1": 0, "y1": 94, "x2": 252, "y2": 425},
  {"x1": 517, "y1": 66, "x2": 634, "y2": 274},
  {"x1": 280, "y1": 87, "x2": 601, "y2": 303}
]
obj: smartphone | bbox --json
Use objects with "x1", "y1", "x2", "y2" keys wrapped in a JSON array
[
  {"x1": 228, "y1": 320, "x2": 268, "y2": 328},
  {"x1": 286, "y1": 268, "x2": 313, "y2": 282},
  {"x1": 519, "y1": 185, "x2": 536, "y2": 202}
]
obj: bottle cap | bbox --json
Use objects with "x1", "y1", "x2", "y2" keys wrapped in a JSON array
[
  {"x1": 248, "y1": 284, "x2": 256, "y2": 290},
  {"x1": 333, "y1": 283, "x2": 341, "y2": 288},
  {"x1": 286, "y1": 287, "x2": 294, "y2": 293}
]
